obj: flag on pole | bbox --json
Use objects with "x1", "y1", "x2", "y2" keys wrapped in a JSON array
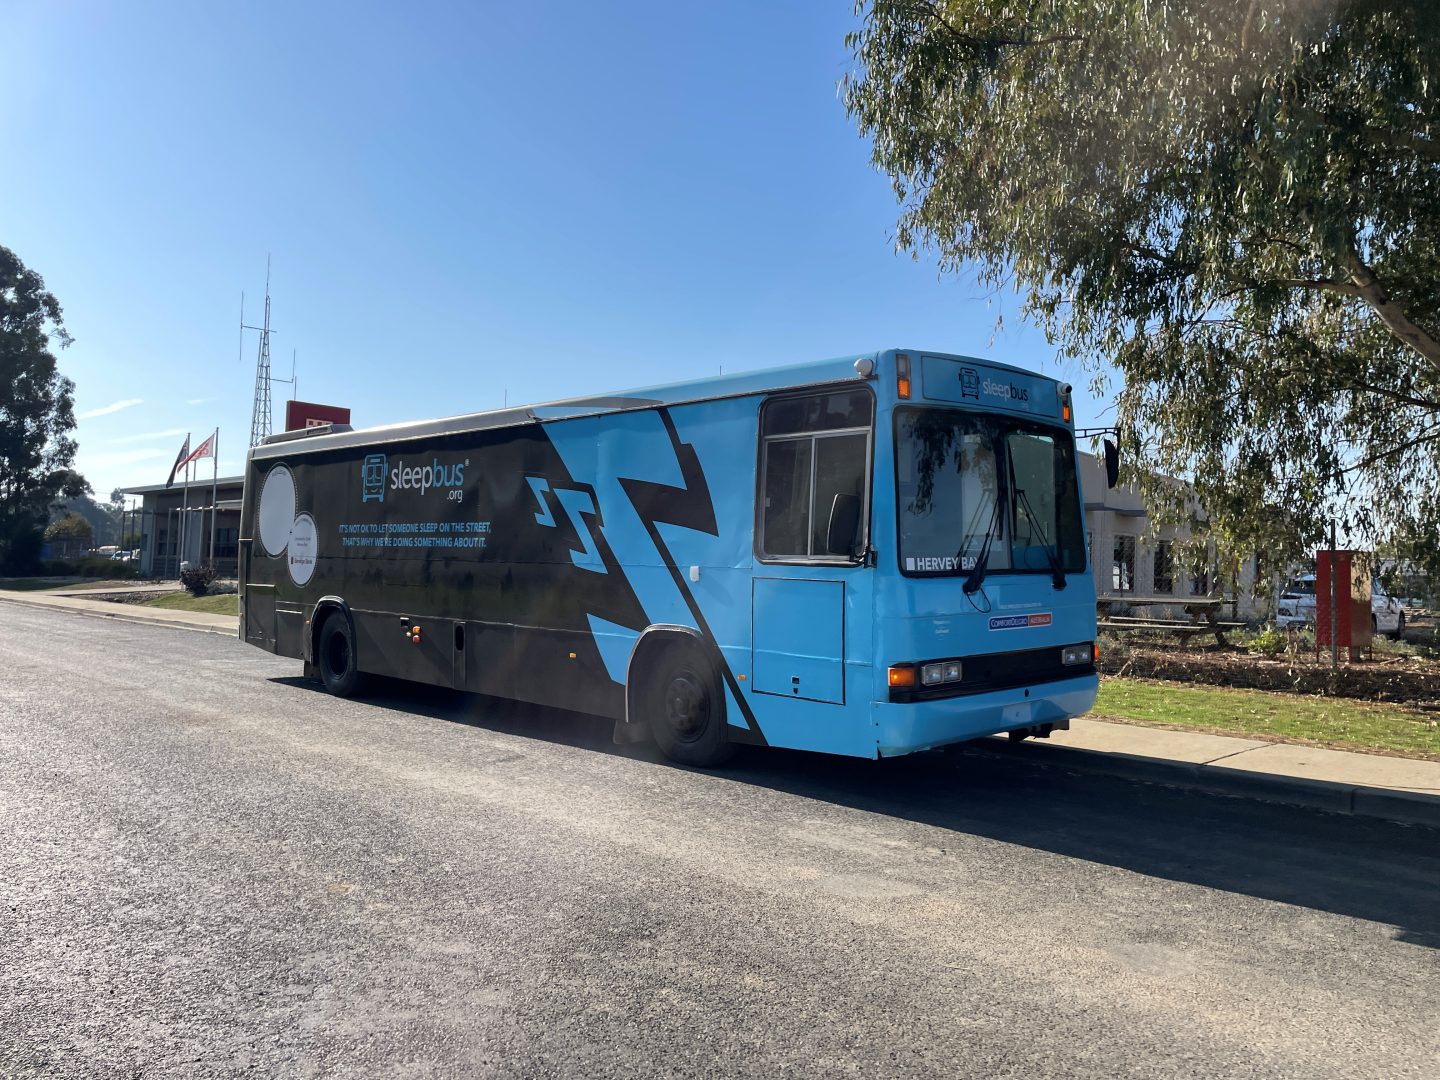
[
  {"x1": 178, "y1": 431, "x2": 216, "y2": 471},
  {"x1": 165, "y1": 434, "x2": 191, "y2": 488}
]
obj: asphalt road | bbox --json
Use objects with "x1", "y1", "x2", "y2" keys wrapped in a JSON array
[{"x1": 1, "y1": 605, "x2": 1437, "y2": 1079}]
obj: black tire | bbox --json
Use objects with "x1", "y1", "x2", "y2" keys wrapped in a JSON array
[
  {"x1": 317, "y1": 613, "x2": 364, "y2": 698},
  {"x1": 1392, "y1": 611, "x2": 1406, "y2": 641},
  {"x1": 646, "y1": 640, "x2": 735, "y2": 767}
]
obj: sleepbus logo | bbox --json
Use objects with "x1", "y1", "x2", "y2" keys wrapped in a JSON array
[
  {"x1": 982, "y1": 378, "x2": 1030, "y2": 403},
  {"x1": 361, "y1": 454, "x2": 387, "y2": 503},
  {"x1": 389, "y1": 457, "x2": 469, "y2": 500}
]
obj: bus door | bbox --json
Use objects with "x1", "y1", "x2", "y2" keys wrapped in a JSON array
[{"x1": 750, "y1": 387, "x2": 874, "y2": 747}]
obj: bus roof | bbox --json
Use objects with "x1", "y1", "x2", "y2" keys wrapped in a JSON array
[{"x1": 250, "y1": 348, "x2": 1056, "y2": 460}]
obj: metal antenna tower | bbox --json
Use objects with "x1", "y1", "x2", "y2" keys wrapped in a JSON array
[{"x1": 246, "y1": 259, "x2": 275, "y2": 446}]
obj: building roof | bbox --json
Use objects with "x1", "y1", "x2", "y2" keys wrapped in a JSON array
[{"x1": 118, "y1": 475, "x2": 245, "y2": 496}]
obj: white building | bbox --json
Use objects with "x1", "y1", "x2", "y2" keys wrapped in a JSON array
[{"x1": 1079, "y1": 452, "x2": 1268, "y2": 620}]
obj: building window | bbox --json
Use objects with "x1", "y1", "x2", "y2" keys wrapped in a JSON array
[
  {"x1": 1112, "y1": 535, "x2": 1136, "y2": 592},
  {"x1": 1153, "y1": 539, "x2": 1174, "y2": 594},
  {"x1": 1190, "y1": 561, "x2": 1211, "y2": 596},
  {"x1": 759, "y1": 389, "x2": 872, "y2": 560},
  {"x1": 213, "y1": 527, "x2": 239, "y2": 560}
]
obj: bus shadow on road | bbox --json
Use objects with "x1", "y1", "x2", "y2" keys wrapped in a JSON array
[
  {"x1": 274, "y1": 674, "x2": 1440, "y2": 951},
  {"x1": 746, "y1": 745, "x2": 1440, "y2": 952}
]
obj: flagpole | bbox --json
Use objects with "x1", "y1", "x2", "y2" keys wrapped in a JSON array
[
  {"x1": 209, "y1": 428, "x2": 219, "y2": 566},
  {"x1": 182, "y1": 452, "x2": 192, "y2": 572}
]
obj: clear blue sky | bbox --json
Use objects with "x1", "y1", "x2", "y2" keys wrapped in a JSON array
[{"x1": 1, "y1": 1, "x2": 1108, "y2": 501}]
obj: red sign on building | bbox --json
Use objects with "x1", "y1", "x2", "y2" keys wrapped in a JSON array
[{"x1": 284, "y1": 400, "x2": 351, "y2": 432}]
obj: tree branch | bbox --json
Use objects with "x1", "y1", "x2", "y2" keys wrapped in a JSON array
[
  {"x1": 1341, "y1": 240, "x2": 1440, "y2": 372},
  {"x1": 1340, "y1": 427, "x2": 1440, "y2": 475},
  {"x1": 1349, "y1": 381, "x2": 1440, "y2": 412},
  {"x1": 1394, "y1": 130, "x2": 1440, "y2": 163},
  {"x1": 1271, "y1": 277, "x2": 1363, "y2": 297},
  {"x1": 912, "y1": 2, "x2": 1085, "y2": 52}
]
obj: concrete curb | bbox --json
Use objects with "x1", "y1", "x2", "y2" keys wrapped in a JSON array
[
  {"x1": 0, "y1": 591, "x2": 238, "y2": 637},
  {"x1": 965, "y1": 738, "x2": 1440, "y2": 828}
]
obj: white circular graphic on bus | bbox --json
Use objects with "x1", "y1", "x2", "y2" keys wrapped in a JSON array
[
  {"x1": 258, "y1": 465, "x2": 296, "y2": 556},
  {"x1": 287, "y1": 513, "x2": 317, "y2": 586}
]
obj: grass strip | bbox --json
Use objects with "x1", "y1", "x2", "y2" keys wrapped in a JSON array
[
  {"x1": 1095, "y1": 677, "x2": 1440, "y2": 759},
  {"x1": 0, "y1": 577, "x2": 145, "y2": 592},
  {"x1": 141, "y1": 592, "x2": 239, "y2": 615}
]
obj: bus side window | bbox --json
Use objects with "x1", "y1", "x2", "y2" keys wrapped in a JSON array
[
  {"x1": 811, "y1": 433, "x2": 866, "y2": 555},
  {"x1": 762, "y1": 438, "x2": 812, "y2": 556},
  {"x1": 758, "y1": 389, "x2": 872, "y2": 561}
]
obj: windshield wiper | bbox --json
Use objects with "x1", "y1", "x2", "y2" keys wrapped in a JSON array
[
  {"x1": 961, "y1": 493, "x2": 1005, "y2": 595},
  {"x1": 1014, "y1": 486, "x2": 1067, "y2": 591}
]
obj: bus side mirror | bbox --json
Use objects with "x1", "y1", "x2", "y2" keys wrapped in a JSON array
[
  {"x1": 1103, "y1": 438, "x2": 1120, "y2": 489},
  {"x1": 825, "y1": 493, "x2": 861, "y2": 557}
]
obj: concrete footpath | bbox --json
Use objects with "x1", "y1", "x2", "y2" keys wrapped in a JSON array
[
  {"x1": 4, "y1": 585, "x2": 1438, "y2": 828},
  {"x1": 973, "y1": 718, "x2": 1440, "y2": 829},
  {"x1": 0, "y1": 584, "x2": 238, "y2": 635}
]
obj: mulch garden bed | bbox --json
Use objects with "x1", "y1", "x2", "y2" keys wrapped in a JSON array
[{"x1": 1099, "y1": 640, "x2": 1440, "y2": 708}]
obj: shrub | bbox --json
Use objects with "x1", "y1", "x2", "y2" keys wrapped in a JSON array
[
  {"x1": 179, "y1": 563, "x2": 218, "y2": 597},
  {"x1": 1246, "y1": 626, "x2": 1286, "y2": 658},
  {"x1": 1096, "y1": 632, "x2": 1131, "y2": 666},
  {"x1": 75, "y1": 555, "x2": 134, "y2": 578}
]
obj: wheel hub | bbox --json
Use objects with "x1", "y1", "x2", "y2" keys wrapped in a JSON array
[
  {"x1": 327, "y1": 634, "x2": 350, "y2": 676},
  {"x1": 664, "y1": 671, "x2": 708, "y2": 741}
]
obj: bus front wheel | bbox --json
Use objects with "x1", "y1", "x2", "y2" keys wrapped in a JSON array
[
  {"x1": 646, "y1": 641, "x2": 735, "y2": 768},
  {"x1": 317, "y1": 613, "x2": 364, "y2": 698}
]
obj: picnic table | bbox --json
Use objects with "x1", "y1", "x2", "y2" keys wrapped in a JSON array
[{"x1": 1096, "y1": 594, "x2": 1246, "y2": 645}]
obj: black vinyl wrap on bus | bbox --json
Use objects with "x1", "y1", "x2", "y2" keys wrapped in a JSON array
[{"x1": 241, "y1": 410, "x2": 767, "y2": 742}]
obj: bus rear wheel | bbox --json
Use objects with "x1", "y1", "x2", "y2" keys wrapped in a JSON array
[
  {"x1": 317, "y1": 614, "x2": 364, "y2": 698},
  {"x1": 646, "y1": 641, "x2": 735, "y2": 768}
]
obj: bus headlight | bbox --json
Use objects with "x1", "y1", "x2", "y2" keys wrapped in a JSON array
[
  {"x1": 921, "y1": 661, "x2": 962, "y2": 686},
  {"x1": 1061, "y1": 643, "x2": 1093, "y2": 666}
]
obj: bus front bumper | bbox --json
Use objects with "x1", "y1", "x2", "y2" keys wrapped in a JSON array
[{"x1": 871, "y1": 673, "x2": 1099, "y2": 758}]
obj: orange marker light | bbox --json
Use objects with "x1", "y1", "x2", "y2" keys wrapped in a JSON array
[
  {"x1": 1062, "y1": 403, "x2": 1072, "y2": 422},
  {"x1": 887, "y1": 665, "x2": 917, "y2": 688},
  {"x1": 1092, "y1": 642, "x2": 1100, "y2": 663},
  {"x1": 896, "y1": 352, "x2": 912, "y2": 400}
]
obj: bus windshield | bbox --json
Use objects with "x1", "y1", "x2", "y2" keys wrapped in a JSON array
[{"x1": 895, "y1": 407, "x2": 1086, "y2": 578}]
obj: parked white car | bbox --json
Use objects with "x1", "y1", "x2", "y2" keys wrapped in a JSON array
[{"x1": 1275, "y1": 574, "x2": 1407, "y2": 638}]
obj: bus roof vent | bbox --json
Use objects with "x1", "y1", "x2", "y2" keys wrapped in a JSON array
[{"x1": 262, "y1": 423, "x2": 354, "y2": 445}]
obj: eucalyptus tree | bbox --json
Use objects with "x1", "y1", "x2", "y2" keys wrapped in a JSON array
[
  {"x1": 846, "y1": 0, "x2": 1440, "y2": 574},
  {"x1": 0, "y1": 245, "x2": 88, "y2": 572}
]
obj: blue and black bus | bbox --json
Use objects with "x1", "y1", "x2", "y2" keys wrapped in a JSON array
[{"x1": 239, "y1": 349, "x2": 1099, "y2": 765}]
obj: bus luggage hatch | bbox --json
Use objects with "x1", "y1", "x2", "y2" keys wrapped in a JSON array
[
  {"x1": 244, "y1": 584, "x2": 276, "y2": 649},
  {"x1": 752, "y1": 578, "x2": 845, "y2": 704}
]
